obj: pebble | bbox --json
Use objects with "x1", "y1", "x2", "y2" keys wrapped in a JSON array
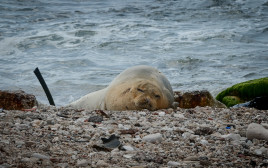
[
  {"x1": 15, "y1": 123, "x2": 29, "y2": 130},
  {"x1": 221, "y1": 133, "x2": 241, "y2": 141},
  {"x1": 184, "y1": 156, "x2": 199, "y2": 161},
  {"x1": 123, "y1": 154, "x2": 134, "y2": 159},
  {"x1": 121, "y1": 145, "x2": 135, "y2": 151},
  {"x1": 142, "y1": 133, "x2": 163, "y2": 143},
  {"x1": 15, "y1": 140, "x2": 25, "y2": 147},
  {"x1": 158, "y1": 111, "x2": 165, "y2": 116},
  {"x1": 174, "y1": 113, "x2": 185, "y2": 119},
  {"x1": 246, "y1": 123, "x2": 268, "y2": 141},
  {"x1": 32, "y1": 153, "x2": 50, "y2": 160},
  {"x1": 167, "y1": 161, "x2": 181, "y2": 166},
  {"x1": 1, "y1": 106, "x2": 268, "y2": 167},
  {"x1": 0, "y1": 163, "x2": 11, "y2": 168},
  {"x1": 200, "y1": 139, "x2": 208, "y2": 145},
  {"x1": 77, "y1": 159, "x2": 90, "y2": 167},
  {"x1": 96, "y1": 160, "x2": 109, "y2": 167}
]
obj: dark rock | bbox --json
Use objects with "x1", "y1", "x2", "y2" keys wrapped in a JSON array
[
  {"x1": 0, "y1": 90, "x2": 37, "y2": 110},
  {"x1": 232, "y1": 96, "x2": 268, "y2": 110},
  {"x1": 93, "y1": 134, "x2": 121, "y2": 152},
  {"x1": 101, "y1": 134, "x2": 120, "y2": 149},
  {"x1": 119, "y1": 129, "x2": 138, "y2": 135},
  {"x1": 87, "y1": 116, "x2": 103, "y2": 123},
  {"x1": 194, "y1": 127, "x2": 214, "y2": 135},
  {"x1": 174, "y1": 90, "x2": 226, "y2": 109}
]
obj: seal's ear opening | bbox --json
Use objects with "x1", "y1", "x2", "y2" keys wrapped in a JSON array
[{"x1": 34, "y1": 67, "x2": 55, "y2": 106}]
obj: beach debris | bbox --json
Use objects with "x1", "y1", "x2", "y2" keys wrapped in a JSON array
[
  {"x1": 216, "y1": 77, "x2": 268, "y2": 107},
  {"x1": 232, "y1": 96, "x2": 268, "y2": 110},
  {"x1": 93, "y1": 134, "x2": 121, "y2": 152}
]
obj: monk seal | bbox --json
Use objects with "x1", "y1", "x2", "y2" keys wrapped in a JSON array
[{"x1": 69, "y1": 65, "x2": 174, "y2": 111}]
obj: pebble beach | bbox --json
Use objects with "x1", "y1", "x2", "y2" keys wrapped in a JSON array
[{"x1": 0, "y1": 106, "x2": 268, "y2": 167}]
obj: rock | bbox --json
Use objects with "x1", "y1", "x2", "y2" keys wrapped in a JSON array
[
  {"x1": 96, "y1": 160, "x2": 109, "y2": 167},
  {"x1": 246, "y1": 123, "x2": 268, "y2": 141},
  {"x1": 93, "y1": 134, "x2": 121, "y2": 152},
  {"x1": 0, "y1": 163, "x2": 11, "y2": 168},
  {"x1": 142, "y1": 133, "x2": 163, "y2": 143},
  {"x1": 87, "y1": 115, "x2": 103, "y2": 123},
  {"x1": 32, "y1": 153, "x2": 50, "y2": 160},
  {"x1": 158, "y1": 111, "x2": 165, "y2": 116},
  {"x1": 184, "y1": 156, "x2": 199, "y2": 161},
  {"x1": 216, "y1": 77, "x2": 268, "y2": 107},
  {"x1": 123, "y1": 154, "x2": 134, "y2": 159},
  {"x1": 174, "y1": 113, "x2": 185, "y2": 119},
  {"x1": 194, "y1": 127, "x2": 214, "y2": 135},
  {"x1": 77, "y1": 159, "x2": 90, "y2": 167},
  {"x1": 221, "y1": 133, "x2": 241, "y2": 141},
  {"x1": 0, "y1": 90, "x2": 37, "y2": 110},
  {"x1": 121, "y1": 145, "x2": 134, "y2": 151},
  {"x1": 101, "y1": 134, "x2": 121, "y2": 149},
  {"x1": 200, "y1": 139, "x2": 208, "y2": 145},
  {"x1": 167, "y1": 161, "x2": 181, "y2": 166},
  {"x1": 174, "y1": 90, "x2": 226, "y2": 108}
]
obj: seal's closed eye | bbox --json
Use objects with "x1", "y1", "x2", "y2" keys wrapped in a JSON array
[
  {"x1": 137, "y1": 88, "x2": 144, "y2": 93},
  {"x1": 155, "y1": 95, "x2": 161, "y2": 98}
]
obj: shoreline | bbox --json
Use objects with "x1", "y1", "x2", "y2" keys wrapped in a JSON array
[{"x1": 0, "y1": 106, "x2": 267, "y2": 167}]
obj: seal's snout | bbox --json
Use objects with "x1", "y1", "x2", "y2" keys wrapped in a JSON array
[{"x1": 135, "y1": 96, "x2": 155, "y2": 110}]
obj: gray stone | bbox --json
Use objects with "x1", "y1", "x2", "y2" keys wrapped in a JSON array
[
  {"x1": 77, "y1": 159, "x2": 90, "y2": 167},
  {"x1": 246, "y1": 123, "x2": 268, "y2": 141},
  {"x1": 96, "y1": 160, "x2": 109, "y2": 167},
  {"x1": 32, "y1": 153, "x2": 50, "y2": 160},
  {"x1": 143, "y1": 133, "x2": 163, "y2": 143},
  {"x1": 167, "y1": 161, "x2": 181, "y2": 166}
]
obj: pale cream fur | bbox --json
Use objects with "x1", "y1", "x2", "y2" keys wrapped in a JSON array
[{"x1": 69, "y1": 65, "x2": 174, "y2": 111}]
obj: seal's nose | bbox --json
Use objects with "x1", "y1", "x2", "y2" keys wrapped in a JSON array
[{"x1": 145, "y1": 97, "x2": 150, "y2": 104}]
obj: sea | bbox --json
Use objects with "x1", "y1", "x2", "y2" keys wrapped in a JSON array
[{"x1": 0, "y1": 0, "x2": 268, "y2": 106}]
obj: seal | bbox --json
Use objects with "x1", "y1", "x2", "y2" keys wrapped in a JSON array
[{"x1": 69, "y1": 65, "x2": 174, "y2": 111}]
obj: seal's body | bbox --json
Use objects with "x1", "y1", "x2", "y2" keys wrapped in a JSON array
[{"x1": 69, "y1": 65, "x2": 174, "y2": 111}]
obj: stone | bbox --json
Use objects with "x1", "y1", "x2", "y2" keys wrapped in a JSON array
[
  {"x1": 143, "y1": 133, "x2": 163, "y2": 143},
  {"x1": 221, "y1": 133, "x2": 241, "y2": 141},
  {"x1": 77, "y1": 159, "x2": 90, "y2": 167},
  {"x1": 246, "y1": 123, "x2": 268, "y2": 141},
  {"x1": 158, "y1": 111, "x2": 166, "y2": 116},
  {"x1": 194, "y1": 127, "x2": 214, "y2": 135},
  {"x1": 174, "y1": 90, "x2": 226, "y2": 109},
  {"x1": 0, "y1": 163, "x2": 11, "y2": 168},
  {"x1": 200, "y1": 139, "x2": 208, "y2": 145},
  {"x1": 167, "y1": 161, "x2": 181, "y2": 166},
  {"x1": 0, "y1": 90, "x2": 37, "y2": 110},
  {"x1": 184, "y1": 156, "x2": 199, "y2": 161},
  {"x1": 216, "y1": 77, "x2": 268, "y2": 107},
  {"x1": 174, "y1": 113, "x2": 185, "y2": 119},
  {"x1": 96, "y1": 160, "x2": 109, "y2": 167},
  {"x1": 123, "y1": 154, "x2": 134, "y2": 159},
  {"x1": 32, "y1": 153, "x2": 50, "y2": 160},
  {"x1": 121, "y1": 145, "x2": 134, "y2": 151}
]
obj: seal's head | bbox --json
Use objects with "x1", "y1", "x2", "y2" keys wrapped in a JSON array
[{"x1": 105, "y1": 80, "x2": 173, "y2": 111}]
